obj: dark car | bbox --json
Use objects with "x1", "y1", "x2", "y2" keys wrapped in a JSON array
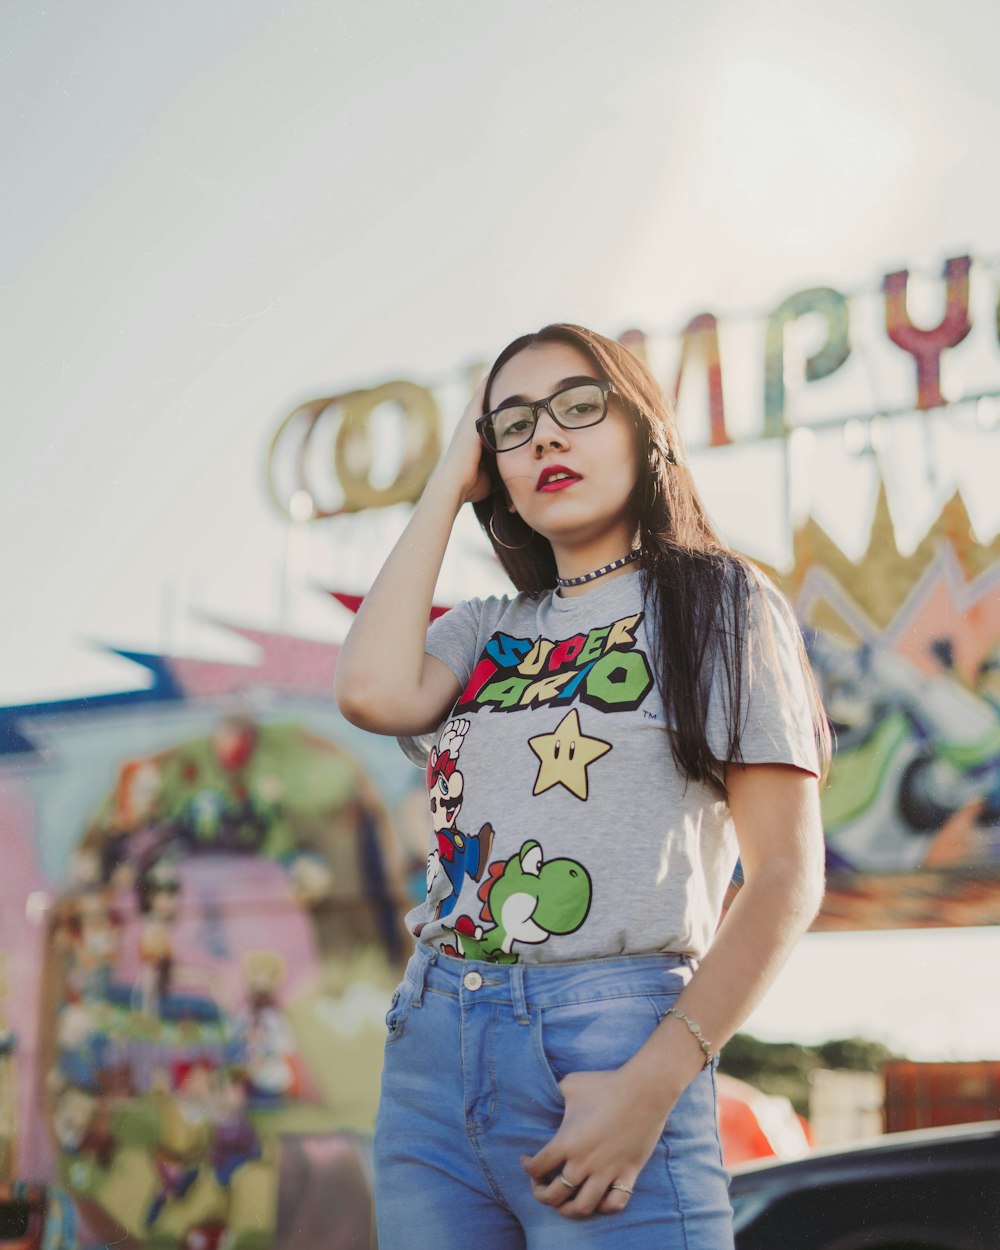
[{"x1": 730, "y1": 1119, "x2": 1000, "y2": 1250}]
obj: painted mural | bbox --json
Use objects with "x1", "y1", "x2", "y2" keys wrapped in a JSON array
[
  {"x1": 0, "y1": 629, "x2": 432, "y2": 1249},
  {"x1": 780, "y1": 485, "x2": 1000, "y2": 929}
]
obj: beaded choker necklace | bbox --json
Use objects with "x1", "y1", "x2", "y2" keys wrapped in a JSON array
[{"x1": 556, "y1": 550, "x2": 640, "y2": 588}]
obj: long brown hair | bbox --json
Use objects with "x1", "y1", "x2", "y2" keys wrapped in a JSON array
[{"x1": 472, "y1": 323, "x2": 831, "y2": 794}]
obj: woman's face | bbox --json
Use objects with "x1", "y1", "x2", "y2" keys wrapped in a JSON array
[{"x1": 488, "y1": 341, "x2": 640, "y2": 556}]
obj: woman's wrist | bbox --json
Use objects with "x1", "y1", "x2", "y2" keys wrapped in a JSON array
[
  {"x1": 423, "y1": 459, "x2": 480, "y2": 512},
  {"x1": 662, "y1": 1005, "x2": 715, "y2": 1068},
  {"x1": 621, "y1": 1013, "x2": 711, "y2": 1116},
  {"x1": 617, "y1": 1050, "x2": 685, "y2": 1121}
]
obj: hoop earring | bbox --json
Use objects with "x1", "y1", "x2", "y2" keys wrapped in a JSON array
[{"x1": 489, "y1": 511, "x2": 534, "y2": 550}]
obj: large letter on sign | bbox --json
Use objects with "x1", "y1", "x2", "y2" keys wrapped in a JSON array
[
  {"x1": 334, "y1": 382, "x2": 441, "y2": 512},
  {"x1": 267, "y1": 381, "x2": 440, "y2": 519},
  {"x1": 764, "y1": 288, "x2": 851, "y2": 437},
  {"x1": 617, "y1": 327, "x2": 649, "y2": 366},
  {"x1": 673, "y1": 313, "x2": 729, "y2": 447},
  {"x1": 883, "y1": 255, "x2": 972, "y2": 410}
]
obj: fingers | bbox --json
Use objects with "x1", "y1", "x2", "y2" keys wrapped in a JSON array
[
  {"x1": 596, "y1": 1181, "x2": 635, "y2": 1215},
  {"x1": 463, "y1": 374, "x2": 490, "y2": 422},
  {"x1": 531, "y1": 1173, "x2": 636, "y2": 1219},
  {"x1": 520, "y1": 1160, "x2": 637, "y2": 1219},
  {"x1": 435, "y1": 375, "x2": 495, "y2": 504},
  {"x1": 520, "y1": 1146, "x2": 583, "y2": 1213},
  {"x1": 527, "y1": 1170, "x2": 582, "y2": 1214},
  {"x1": 518, "y1": 1144, "x2": 559, "y2": 1184}
]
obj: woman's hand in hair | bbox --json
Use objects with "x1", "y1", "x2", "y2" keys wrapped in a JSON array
[{"x1": 432, "y1": 375, "x2": 493, "y2": 505}]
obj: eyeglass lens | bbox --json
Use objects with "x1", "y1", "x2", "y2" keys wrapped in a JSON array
[{"x1": 488, "y1": 383, "x2": 608, "y2": 451}]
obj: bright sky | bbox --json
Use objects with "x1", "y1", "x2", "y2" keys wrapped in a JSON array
[{"x1": 3, "y1": 0, "x2": 1000, "y2": 1059}]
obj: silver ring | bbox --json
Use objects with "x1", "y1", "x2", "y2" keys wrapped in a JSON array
[
  {"x1": 609, "y1": 1183, "x2": 635, "y2": 1195},
  {"x1": 557, "y1": 1173, "x2": 580, "y2": 1192}
]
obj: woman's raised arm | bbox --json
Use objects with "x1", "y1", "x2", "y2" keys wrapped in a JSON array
[{"x1": 334, "y1": 379, "x2": 492, "y2": 737}]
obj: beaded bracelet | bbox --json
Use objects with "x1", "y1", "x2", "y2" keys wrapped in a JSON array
[{"x1": 663, "y1": 1006, "x2": 715, "y2": 1068}]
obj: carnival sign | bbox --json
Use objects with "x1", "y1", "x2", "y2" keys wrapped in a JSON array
[{"x1": 266, "y1": 253, "x2": 1000, "y2": 520}]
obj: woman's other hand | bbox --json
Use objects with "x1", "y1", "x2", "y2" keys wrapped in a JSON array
[{"x1": 519, "y1": 1065, "x2": 675, "y2": 1218}]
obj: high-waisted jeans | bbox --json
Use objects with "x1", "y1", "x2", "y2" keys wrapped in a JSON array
[{"x1": 373, "y1": 944, "x2": 734, "y2": 1249}]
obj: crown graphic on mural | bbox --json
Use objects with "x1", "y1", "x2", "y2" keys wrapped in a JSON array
[{"x1": 763, "y1": 484, "x2": 1000, "y2": 687}]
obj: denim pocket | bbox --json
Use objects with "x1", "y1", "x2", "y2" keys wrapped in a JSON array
[
  {"x1": 384, "y1": 979, "x2": 417, "y2": 1046},
  {"x1": 534, "y1": 990, "x2": 681, "y2": 1101}
]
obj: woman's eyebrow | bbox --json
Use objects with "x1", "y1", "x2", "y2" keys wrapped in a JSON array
[{"x1": 495, "y1": 376, "x2": 602, "y2": 407}]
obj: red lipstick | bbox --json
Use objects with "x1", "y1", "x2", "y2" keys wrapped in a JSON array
[{"x1": 536, "y1": 464, "x2": 581, "y2": 492}]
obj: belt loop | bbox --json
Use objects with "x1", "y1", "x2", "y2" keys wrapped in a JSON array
[
  {"x1": 511, "y1": 962, "x2": 529, "y2": 1025},
  {"x1": 413, "y1": 946, "x2": 437, "y2": 1006}
]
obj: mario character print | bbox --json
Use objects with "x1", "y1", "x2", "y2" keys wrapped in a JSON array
[{"x1": 424, "y1": 718, "x2": 495, "y2": 919}]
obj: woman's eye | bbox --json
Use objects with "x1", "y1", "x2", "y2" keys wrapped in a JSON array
[
  {"x1": 502, "y1": 417, "x2": 532, "y2": 435},
  {"x1": 567, "y1": 403, "x2": 597, "y2": 416}
]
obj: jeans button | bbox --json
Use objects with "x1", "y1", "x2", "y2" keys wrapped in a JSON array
[{"x1": 463, "y1": 971, "x2": 483, "y2": 991}]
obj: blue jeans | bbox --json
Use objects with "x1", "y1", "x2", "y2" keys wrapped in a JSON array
[{"x1": 373, "y1": 945, "x2": 734, "y2": 1249}]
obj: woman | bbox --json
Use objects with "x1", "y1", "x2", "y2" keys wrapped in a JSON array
[{"x1": 335, "y1": 324, "x2": 830, "y2": 1249}]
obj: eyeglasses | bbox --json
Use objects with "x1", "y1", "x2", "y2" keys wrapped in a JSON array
[{"x1": 476, "y1": 380, "x2": 615, "y2": 453}]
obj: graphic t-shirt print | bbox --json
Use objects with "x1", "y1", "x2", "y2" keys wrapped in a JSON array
[
  {"x1": 454, "y1": 611, "x2": 653, "y2": 715},
  {"x1": 422, "y1": 612, "x2": 653, "y2": 963}
]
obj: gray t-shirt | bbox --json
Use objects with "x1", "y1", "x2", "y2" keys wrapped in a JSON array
[{"x1": 399, "y1": 568, "x2": 818, "y2": 964}]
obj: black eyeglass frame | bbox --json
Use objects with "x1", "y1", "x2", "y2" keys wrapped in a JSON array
[{"x1": 476, "y1": 380, "x2": 616, "y2": 453}]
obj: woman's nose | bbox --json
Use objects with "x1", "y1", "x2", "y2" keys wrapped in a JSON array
[{"x1": 532, "y1": 408, "x2": 569, "y2": 454}]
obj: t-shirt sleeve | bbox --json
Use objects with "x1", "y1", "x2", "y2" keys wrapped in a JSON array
[
  {"x1": 396, "y1": 597, "x2": 485, "y2": 768},
  {"x1": 706, "y1": 576, "x2": 821, "y2": 776},
  {"x1": 422, "y1": 597, "x2": 484, "y2": 689}
]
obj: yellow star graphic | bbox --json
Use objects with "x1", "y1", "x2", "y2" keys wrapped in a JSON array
[{"x1": 528, "y1": 708, "x2": 612, "y2": 801}]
